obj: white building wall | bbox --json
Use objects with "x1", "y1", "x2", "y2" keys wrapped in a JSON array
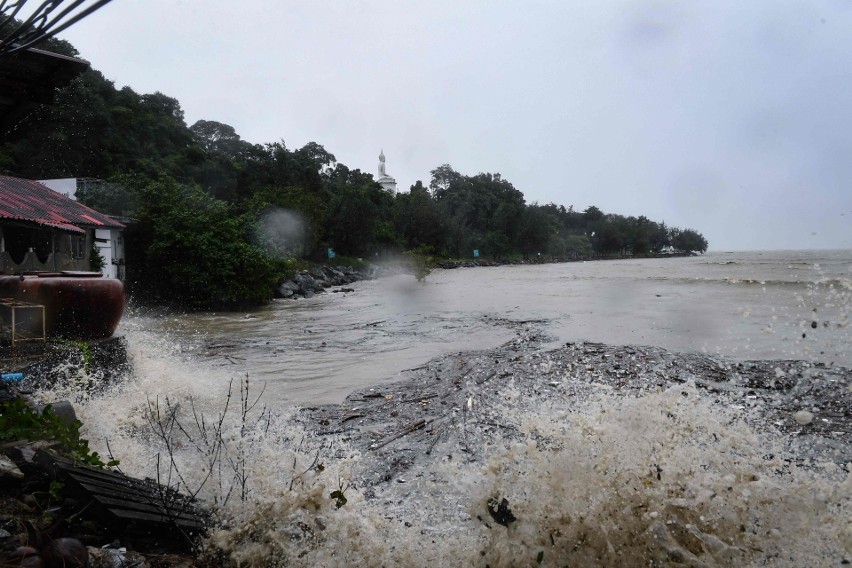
[
  {"x1": 95, "y1": 228, "x2": 124, "y2": 279},
  {"x1": 38, "y1": 178, "x2": 78, "y2": 200}
]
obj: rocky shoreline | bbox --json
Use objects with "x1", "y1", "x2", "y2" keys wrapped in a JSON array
[
  {"x1": 272, "y1": 252, "x2": 697, "y2": 299},
  {"x1": 273, "y1": 264, "x2": 371, "y2": 299}
]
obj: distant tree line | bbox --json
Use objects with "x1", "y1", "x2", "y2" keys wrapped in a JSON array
[{"x1": 0, "y1": 42, "x2": 707, "y2": 309}]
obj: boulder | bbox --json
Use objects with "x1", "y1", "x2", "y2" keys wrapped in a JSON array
[
  {"x1": 274, "y1": 281, "x2": 299, "y2": 298},
  {"x1": 322, "y1": 266, "x2": 342, "y2": 280},
  {"x1": 274, "y1": 264, "x2": 369, "y2": 299},
  {"x1": 0, "y1": 453, "x2": 24, "y2": 479},
  {"x1": 294, "y1": 272, "x2": 319, "y2": 294}
]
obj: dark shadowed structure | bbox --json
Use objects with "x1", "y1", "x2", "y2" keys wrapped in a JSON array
[
  {"x1": 0, "y1": 46, "x2": 89, "y2": 134},
  {"x1": 1, "y1": 0, "x2": 114, "y2": 136}
]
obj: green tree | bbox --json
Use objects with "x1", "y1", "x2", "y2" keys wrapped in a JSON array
[
  {"x1": 190, "y1": 120, "x2": 243, "y2": 155},
  {"x1": 519, "y1": 203, "x2": 558, "y2": 259},
  {"x1": 324, "y1": 165, "x2": 396, "y2": 256},
  {"x1": 125, "y1": 177, "x2": 283, "y2": 309},
  {"x1": 650, "y1": 221, "x2": 672, "y2": 253},
  {"x1": 76, "y1": 180, "x2": 138, "y2": 217},
  {"x1": 394, "y1": 180, "x2": 445, "y2": 251},
  {"x1": 593, "y1": 214, "x2": 630, "y2": 255},
  {"x1": 563, "y1": 234, "x2": 594, "y2": 258},
  {"x1": 432, "y1": 168, "x2": 525, "y2": 259},
  {"x1": 670, "y1": 228, "x2": 708, "y2": 254}
]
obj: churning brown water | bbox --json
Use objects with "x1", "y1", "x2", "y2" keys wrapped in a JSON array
[
  {"x1": 126, "y1": 250, "x2": 850, "y2": 404},
  {"x1": 38, "y1": 250, "x2": 850, "y2": 566}
]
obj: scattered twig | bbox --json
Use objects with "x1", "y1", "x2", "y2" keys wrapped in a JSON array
[
  {"x1": 370, "y1": 419, "x2": 428, "y2": 450},
  {"x1": 289, "y1": 450, "x2": 321, "y2": 491}
]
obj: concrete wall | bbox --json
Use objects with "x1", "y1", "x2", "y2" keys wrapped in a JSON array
[{"x1": 95, "y1": 228, "x2": 125, "y2": 279}]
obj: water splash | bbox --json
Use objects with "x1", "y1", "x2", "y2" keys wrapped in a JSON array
[
  {"x1": 257, "y1": 207, "x2": 307, "y2": 258},
  {"x1": 193, "y1": 383, "x2": 850, "y2": 566}
]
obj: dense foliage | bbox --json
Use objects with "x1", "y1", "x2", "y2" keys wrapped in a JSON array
[
  {"x1": 0, "y1": 398, "x2": 118, "y2": 467},
  {"x1": 123, "y1": 176, "x2": 285, "y2": 309},
  {"x1": 0, "y1": 46, "x2": 708, "y2": 309}
]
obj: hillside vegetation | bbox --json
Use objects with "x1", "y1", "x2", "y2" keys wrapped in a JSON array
[{"x1": 0, "y1": 40, "x2": 707, "y2": 309}]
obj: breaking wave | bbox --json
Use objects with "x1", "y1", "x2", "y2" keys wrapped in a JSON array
[
  {"x1": 52, "y1": 331, "x2": 850, "y2": 566},
  {"x1": 199, "y1": 383, "x2": 850, "y2": 567}
]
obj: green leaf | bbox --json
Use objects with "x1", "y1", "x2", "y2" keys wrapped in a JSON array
[{"x1": 330, "y1": 490, "x2": 347, "y2": 509}]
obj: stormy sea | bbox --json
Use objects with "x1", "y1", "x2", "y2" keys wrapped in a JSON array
[{"x1": 35, "y1": 250, "x2": 850, "y2": 566}]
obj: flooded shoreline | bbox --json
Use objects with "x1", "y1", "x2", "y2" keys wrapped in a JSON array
[
  {"x1": 7, "y1": 250, "x2": 847, "y2": 566},
  {"x1": 125, "y1": 250, "x2": 851, "y2": 405}
]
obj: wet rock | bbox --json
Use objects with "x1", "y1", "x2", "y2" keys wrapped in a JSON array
[
  {"x1": 0, "y1": 453, "x2": 24, "y2": 479},
  {"x1": 34, "y1": 401, "x2": 77, "y2": 426},
  {"x1": 41, "y1": 538, "x2": 88, "y2": 568},
  {"x1": 327, "y1": 267, "x2": 347, "y2": 285},
  {"x1": 7, "y1": 546, "x2": 41, "y2": 568},
  {"x1": 275, "y1": 281, "x2": 299, "y2": 298},
  {"x1": 87, "y1": 547, "x2": 149, "y2": 568},
  {"x1": 0, "y1": 379, "x2": 16, "y2": 404},
  {"x1": 274, "y1": 264, "x2": 373, "y2": 299},
  {"x1": 317, "y1": 265, "x2": 343, "y2": 284},
  {"x1": 294, "y1": 272, "x2": 319, "y2": 294}
]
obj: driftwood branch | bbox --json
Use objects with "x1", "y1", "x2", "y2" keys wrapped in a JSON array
[{"x1": 370, "y1": 419, "x2": 428, "y2": 450}]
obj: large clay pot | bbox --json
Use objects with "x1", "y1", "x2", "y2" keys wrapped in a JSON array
[{"x1": 0, "y1": 273, "x2": 124, "y2": 339}]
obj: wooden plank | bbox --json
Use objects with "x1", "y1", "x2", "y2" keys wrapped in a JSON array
[
  {"x1": 108, "y1": 507, "x2": 206, "y2": 530},
  {"x1": 63, "y1": 466, "x2": 154, "y2": 490},
  {"x1": 71, "y1": 477, "x2": 201, "y2": 521},
  {"x1": 66, "y1": 473, "x2": 162, "y2": 502},
  {"x1": 34, "y1": 449, "x2": 208, "y2": 537},
  {"x1": 62, "y1": 467, "x2": 160, "y2": 494},
  {"x1": 87, "y1": 493, "x2": 206, "y2": 524}
]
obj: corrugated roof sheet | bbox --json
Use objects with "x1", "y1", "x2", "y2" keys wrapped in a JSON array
[{"x1": 0, "y1": 175, "x2": 124, "y2": 233}]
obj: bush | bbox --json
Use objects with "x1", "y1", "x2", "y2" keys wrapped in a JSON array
[
  {"x1": 406, "y1": 245, "x2": 435, "y2": 282},
  {"x1": 0, "y1": 399, "x2": 117, "y2": 467},
  {"x1": 125, "y1": 177, "x2": 285, "y2": 310},
  {"x1": 89, "y1": 243, "x2": 106, "y2": 272}
]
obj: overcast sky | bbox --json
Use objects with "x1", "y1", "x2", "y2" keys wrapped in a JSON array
[{"x1": 53, "y1": 0, "x2": 852, "y2": 251}]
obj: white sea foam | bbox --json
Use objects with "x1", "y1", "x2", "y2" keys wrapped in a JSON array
[
  {"x1": 196, "y1": 383, "x2": 849, "y2": 567},
  {"x1": 48, "y1": 331, "x2": 849, "y2": 566}
]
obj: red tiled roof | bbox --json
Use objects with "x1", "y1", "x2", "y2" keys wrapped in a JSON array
[{"x1": 0, "y1": 175, "x2": 123, "y2": 234}]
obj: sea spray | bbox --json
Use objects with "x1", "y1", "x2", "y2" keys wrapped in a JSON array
[
  {"x1": 36, "y1": 323, "x2": 848, "y2": 566},
  {"x1": 180, "y1": 381, "x2": 849, "y2": 566},
  {"x1": 257, "y1": 207, "x2": 308, "y2": 258},
  {"x1": 457, "y1": 383, "x2": 849, "y2": 566}
]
